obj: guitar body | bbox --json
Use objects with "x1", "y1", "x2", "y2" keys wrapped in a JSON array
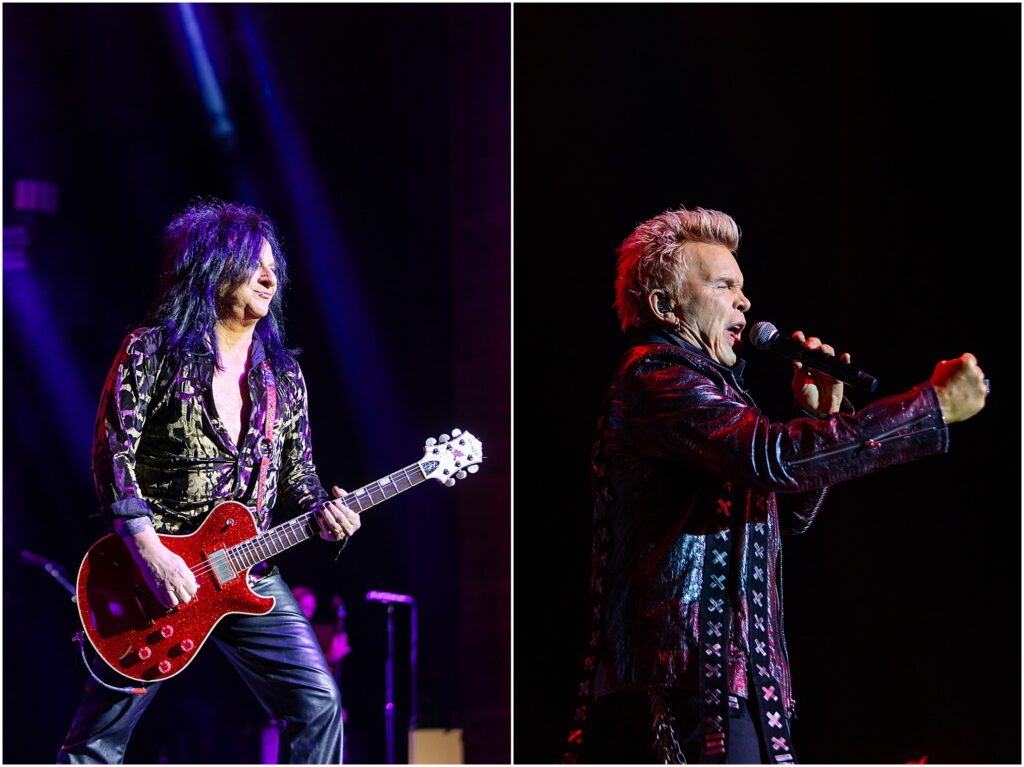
[
  {"x1": 76, "y1": 501, "x2": 275, "y2": 682},
  {"x1": 75, "y1": 429, "x2": 483, "y2": 684}
]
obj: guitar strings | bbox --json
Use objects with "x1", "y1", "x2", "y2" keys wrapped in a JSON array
[
  {"x1": 136, "y1": 464, "x2": 425, "y2": 611},
  {"x1": 183, "y1": 467, "x2": 419, "y2": 578},
  {"x1": 143, "y1": 507, "x2": 344, "y2": 606},
  {"x1": 134, "y1": 513, "x2": 331, "y2": 614},
  {"x1": 134, "y1": 519, "x2": 315, "y2": 614},
  {"x1": 185, "y1": 514, "x2": 321, "y2": 580}
]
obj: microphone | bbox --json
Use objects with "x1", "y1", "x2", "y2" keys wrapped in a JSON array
[{"x1": 749, "y1": 322, "x2": 879, "y2": 392}]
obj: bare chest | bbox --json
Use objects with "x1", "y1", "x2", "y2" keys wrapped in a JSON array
[{"x1": 211, "y1": 366, "x2": 252, "y2": 449}]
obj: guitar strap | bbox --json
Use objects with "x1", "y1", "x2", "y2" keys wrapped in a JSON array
[
  {"x1": 696, "y1": 480, "x2": 735, "y2": 764},
  {"x1": 255, "y1": 360, "x2": 277, "y2": 530},
  {"x1": 745, "y1": 506, "x2": 795, "y2": 764},
  {"x1": 562, "y1": 394, "x2": 615, "y2": 764}
]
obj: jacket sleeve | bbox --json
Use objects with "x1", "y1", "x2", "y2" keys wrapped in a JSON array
[
  {"x1": 776, "y1": 396, "x2": 853, "y2": 535},
  {"x1": 93, "y1": 330, "x2": 160, "y2": 536},
  {"x1": 277, "y1": 366, "x2": 331, "y2": 517},
  {"x1": 625, "y1": 353, "x2": 950, "y2": 496}
]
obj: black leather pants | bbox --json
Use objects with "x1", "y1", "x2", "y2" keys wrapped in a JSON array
[{"x1": 57, "y1": 571, "x2": 343, "y2": 764}]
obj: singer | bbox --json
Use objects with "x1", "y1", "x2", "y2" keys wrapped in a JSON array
[
  {"x1": 571, "y1": 207, "x2": 987, "y2": 764},
  {"x1": 57, "y1": 199, "x2": 361, "y2": 764}
]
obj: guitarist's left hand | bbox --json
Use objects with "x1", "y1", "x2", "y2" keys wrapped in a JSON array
[{"x1": 316, "y1": 486, "x2": 361, "y2": 542}]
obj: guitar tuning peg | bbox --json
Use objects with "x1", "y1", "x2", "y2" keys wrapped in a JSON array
[
  {"x1": 425, "y1": 437, "x2": 437, "y2": 447},
  {"x1": 444, "y1": 478, "x2": 456, "y2": 487},
  {"x1": 438, "y1": 433, "x2": 451, "y2": 443},
  {"x1": 456, "y1": 470, "x2": 467, "y2": 480},
  {"x1": 467, "y1": 465, "x2": 479, "y2": 474},
  {"x1": 452, "y1": 428, "x2": 462, "y2": 437}
]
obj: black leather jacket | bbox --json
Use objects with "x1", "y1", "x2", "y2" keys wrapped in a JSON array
[{"x1": 592, "y1": 330, "x2": 949, "y2": 716}]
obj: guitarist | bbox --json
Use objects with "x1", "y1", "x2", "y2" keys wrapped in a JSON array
[{"x1": 58, "y1": 199, "x2": 361, "y2": 764}]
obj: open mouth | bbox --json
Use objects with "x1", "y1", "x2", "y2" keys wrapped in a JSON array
[{"x1": 726, "y1": 323, "x2": 744, "y2": 343}]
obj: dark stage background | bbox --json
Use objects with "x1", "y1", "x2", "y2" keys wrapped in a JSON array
[
  {"x1": 514, "y1": 4, "x2": 1020, "y2": 764},
  {"x1": 4, "y1": 4, "x2": 509, "y2": 764}
]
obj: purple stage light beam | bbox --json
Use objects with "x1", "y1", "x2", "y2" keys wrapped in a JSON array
[
  {"x1": 5, "y1": 269, "x2": 95, "y2": 486},
  {"x1": 177, "y1": 4, "x2": 234, "y2": 141},
  {"x1": 236, "y1": 7, "x2": 407, "y2": 468}
]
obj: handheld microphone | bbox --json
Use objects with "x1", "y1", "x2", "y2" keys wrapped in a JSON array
[{"x1": 749, "y1": 322, "x2": 879, "y2": 393}]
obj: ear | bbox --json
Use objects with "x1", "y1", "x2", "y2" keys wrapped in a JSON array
[{"x1": 646, "y1": 290, "x2": 677, "y2": 325}]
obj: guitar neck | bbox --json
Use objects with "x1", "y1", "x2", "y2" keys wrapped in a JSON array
[{"x1": 227, "y1": 462, "x2": 428, "y2": 571}]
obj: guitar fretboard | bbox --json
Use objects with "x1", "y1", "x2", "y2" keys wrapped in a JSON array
[{"x1": 226, "y1": 462, "x2": 427, "y2": 571}]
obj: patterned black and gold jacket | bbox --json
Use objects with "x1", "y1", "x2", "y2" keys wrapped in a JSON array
[
  {"x1": 93, "y1": 326, "x2": 330, "y2": 537},
  {"x1": 592, "y1": 329, "x2": 950, "y2": 720}
]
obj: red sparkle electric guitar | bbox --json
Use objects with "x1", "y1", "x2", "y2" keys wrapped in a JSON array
[{"x1": 76, "y1": 429, "x2": 482, "y2": 682}]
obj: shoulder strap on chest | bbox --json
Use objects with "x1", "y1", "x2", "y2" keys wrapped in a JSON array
[{"x1": 256, "y1": 360, "x2": 278, "y2": 517}]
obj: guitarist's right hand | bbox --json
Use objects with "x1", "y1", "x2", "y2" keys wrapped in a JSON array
[{"x1": 123, "y1": 527, "x2": 199, "y2": 609}]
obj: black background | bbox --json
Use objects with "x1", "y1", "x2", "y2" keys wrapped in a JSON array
[
  {"x1": 514, "y1": 4, "x2": 1020, "y2": 764},
  {"x1": 4, "y1": 4, "x2": 509, "y2": 763}
]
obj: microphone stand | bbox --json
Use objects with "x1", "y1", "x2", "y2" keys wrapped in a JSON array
[
  {"x1": 20, "y1": 550, "x2": 76, "y2": 595},
  {"x1": 386, "y1": 603, "x2": 395, "y2": 764},
  {"x1": 367, "y1": 591, "x2": 417, "y2": 764}
]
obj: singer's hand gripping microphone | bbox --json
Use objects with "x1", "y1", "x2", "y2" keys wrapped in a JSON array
[{"x1": 749, "y1": 322, "x2": 879, "y2": 393}]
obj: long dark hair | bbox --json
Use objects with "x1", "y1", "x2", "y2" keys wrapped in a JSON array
[{"x1": 149, "y1": 198, "x2": 298, "y2": 372}]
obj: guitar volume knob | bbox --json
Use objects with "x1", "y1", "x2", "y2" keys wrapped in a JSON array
[
  {"x1": 137, "y1": 646, "x2": 152, "y2": 660},
  {"x1": 180, "y1": 639, "x2": 195, "y2": 653},
  {"x1": 158, "y1": 660, "x2": 172, "y2": 674},
  {"x1": 160, "y1": 625, "x2": 174, "y2": 639}
]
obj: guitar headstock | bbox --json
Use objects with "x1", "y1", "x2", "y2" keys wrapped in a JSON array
[{"x1": 418, "y1": 429, "x2": 483, "y2": 486}]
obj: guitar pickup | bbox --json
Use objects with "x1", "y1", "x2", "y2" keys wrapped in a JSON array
[{"x1": 205, "y1": 548, "x2": 237, "y2": 587}]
